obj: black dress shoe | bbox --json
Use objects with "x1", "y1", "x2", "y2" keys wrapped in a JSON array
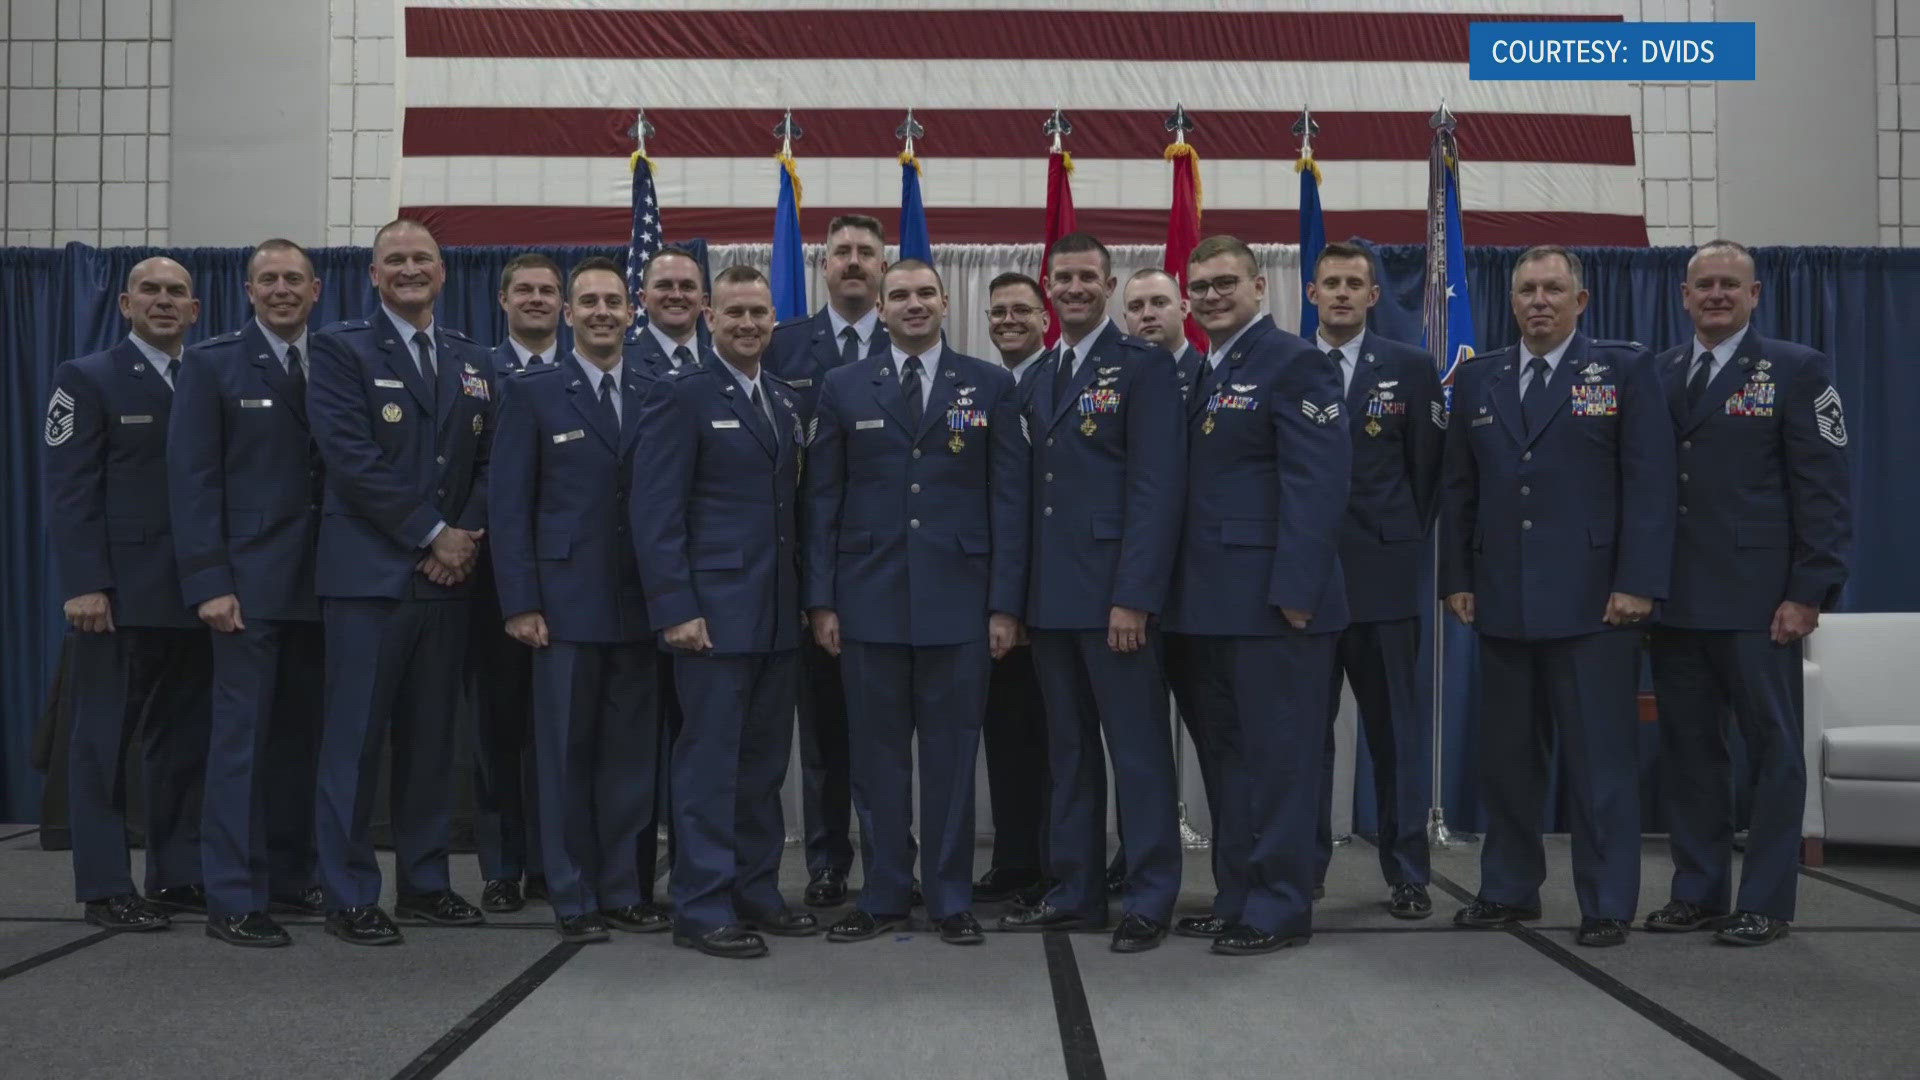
[
  {"x1": 1388, "y1": 883, "x2": 1433, "y2": 920},
  {"x1": 1643, "y1": 899, "x2": 1729, "y2": 933},
  {"x1": 972, "y1": 867, "x2": 1042, "y2": 904},
  {"x1": 742, "y1": 909, "x2": 820, "y2": 937},
  {"x1": 1105, "y1": 867, "x2": 1127, "y2": 896},
  {"x1": 207, "y1": 912, "x2": 291, "y2": 948},
  {"x1": 1111, "y1": 913, "x2": 1167, "y2": 953},
  {"x1": 1714, "y1": 911, "x2": 1790, "y2": 947},
  {"x1": 555, "y1": 913, "x2": 610, "y2": 943},
  {"x1": 826, "y1": 909, "x2": 905, "y2": 943},
  {"x1": 1012, "y1": 878, "x2": 1056, "y2": 909},
  {"x1": 672, "y1": 924, "x2": 767, "y2": 959},
  {"x1": 325, "y1": 905, "x2": 402, "y2": 946},
  {"x1": 600, "y1": 903, "x2": 672, "y2": 934},
  {"x1": 482, "y1": 878, "x2": 525, "y2": 914},
  {"x1": 395, "y1": 889, "x2": 484, "y2": 926},
  {"x1": 1173, "y1": 914, "x2": 1230, "y2": 940},
  {"x1": 998, "y1": 902, "x2": 1107, "y2": 933},
  {"x1": 523, "y1": 876, "x2": 550, "y2": 902},
  {"x1": 1211, "y1": 923, "x2": 1310, "y2": 956},
  {"x1": 1452, "y1": 898, "x2": 1542, "y2": 929},
  {"x1": 147, "y1": 884, "x2": 207, "y2": 914},
  {"x1": 1313, "y1": 884, "x2": 1326, "y2": 901},
  {"x1": 804, "y1": 868, "x2": 848, "y2": 908},
  {"x1": 268, "y1": 886, "x2": 326, "y2": 916},
  {"x1": 939, "y1": 912, "x2": 985, "y2": 945},
  {"x1": 1577, "y1": 918, "x2": 1630, "y2": 948},
  {"x1": 84, "y1": 893, "x2": 170, "y2": 932}
]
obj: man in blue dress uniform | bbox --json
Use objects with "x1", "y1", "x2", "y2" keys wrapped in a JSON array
[
  {"x1": 307, "y1": 218, "x2": 493, "y2": 945},
  {"x1": 168, "y1": 240, "x2": 329, "y2": 946},
  {"x1": 1303, "y1": 241, "x2": 1445, "y2": 919},
  {"x1": 999, "y1": 234, "x2": 1185, "y2": 953},
  {"x1": 45, "y1": 256, "x2": 211, "y2": 931},
  {"x1": 806, "y1": 259, "x2": 1030, "y2": 947},
  {"x1": 491, "y1": 257, "x2": 666, "y2": 943},
  {"x1": 766, "y1": 215, "x2": 894, "y2": 908},
  {"x1": 471, "y1": 252, "x2": 564, "y2": 913},
  {"x1": 632, "y1": 265, "x2": 817, "y2": 959},
  {"x1": 1163, "y1": 236, "x2": 1351, "y2": 956},
  {"x1": 1644, "y1": 240, "x2": 1850, "y2": 947},
  {"x1": 1442, "y1": 245, "x2": 1677, "y2": 948}
]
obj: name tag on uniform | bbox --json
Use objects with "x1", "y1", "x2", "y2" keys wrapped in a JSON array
[
  {"x1": 788, "y1": 378, "x2": 813, "y2": 388},
  {"x1": 374, "y1": 378, "x2": 405, "y2": 388},
  {"x1": 552, "y1": 429, "x2": 585, "y2": 444},
  {"x1": 1471, "y1": 415, "x2": 1495, "y2": 427},
  {"x1": 119, "y1": 414, "x2": 153, "y2": 424},
  {"x1": 855, "y1": 419, "x2": 885, "y2": 430},
  {"x1": 240, "y1": 399, "x2": 273, "y2": 408},
  {"x1": 712, "y1": 419, "x2": 741, "y2": 429}
]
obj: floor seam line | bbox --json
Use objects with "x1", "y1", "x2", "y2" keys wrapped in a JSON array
[
  {"x1": 0, "y1": 928, "x2": 117, "y2": 983},
  {"x1": 1043, "y1": 930, "x2": 1107, "y2": 1080}
]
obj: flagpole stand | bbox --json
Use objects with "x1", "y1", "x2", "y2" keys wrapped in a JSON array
[{"x1": 1428, "y1": 809, "x2": 1478, "y2": 848}]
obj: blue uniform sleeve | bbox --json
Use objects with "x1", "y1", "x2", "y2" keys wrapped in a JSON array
[
  {"x1": 1782, "y1": 353, "x2": 1852, "y2": 608},
  {"x1": 1438, "y1": 365, "x2": 1479, "y2": 599},
  {"x1": 166, "y1": 351, "x2": 234, "y2": 607},
  {"x1": 306, "y1": 332, "x2": 445, "y2": 548},
  {"x1": 631, "y1": 377, "x2": 702, "y2": 631},
  {"x1": 487, "y1": 375, "x2": 541, "y2": 621},
  {"x1": 1113, "y1": 351, "x2": 1185, "y2": 614},
  {"x1": 1268, "y1": 346, "x2": 1352, "y2": 614},
  {"x1": 43, "y1": 362, "x2": 115, "y2": 602},
  {"x1": 801, "y1": 373, "x2": 848, "y2": 611},
  {"x1": 986, "y1": 367, "x2": 1031, "y2": 619},
  {"x1": 1612, "y1": 346, "x2": 1677, "y2": 601}
]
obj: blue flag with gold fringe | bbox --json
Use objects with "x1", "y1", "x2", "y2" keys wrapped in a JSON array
[{"x1": 771, "y1": 152, "x2": 807, "y2": 322}]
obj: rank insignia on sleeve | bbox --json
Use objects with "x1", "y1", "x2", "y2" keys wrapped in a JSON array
[
  {"x1": 1301, "y1": 400, "x2": 1341, "y2": 425},
  {"x1": 1431, "y1": 400, "x2": 1448, "y2": 429},
  {"x1": 1814, "y1": 386, "x2": 1848, "y2": 446},
  {"x1": 44, "y1": 388, "x2": 75, "y2": 446}
]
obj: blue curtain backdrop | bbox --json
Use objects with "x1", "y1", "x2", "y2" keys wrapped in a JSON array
[{"x1": 2, "y1": 242, "x2": 1916, "y2": 822}]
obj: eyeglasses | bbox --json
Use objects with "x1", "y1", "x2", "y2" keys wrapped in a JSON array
[
  {"x1": 1188, "y1": 276, "x2": 1242, "y2": 300},
  {"x1": 986, "y1": 305, "x2": 1040, "y2": 320}
]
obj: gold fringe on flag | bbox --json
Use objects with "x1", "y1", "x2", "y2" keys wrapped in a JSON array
[
  {"x1": 627, "y1": 149, "x2": 654, "y2": 173},
  {"x1": 898, "y1": 149, "x2": 922, "y2": 175},
  {"x1": 1163, "y1": 142, "x2": 1202, "y2": 214},
  {"x1": 776, "y1": 150, "x2": 805, "y2": 210},
  {"x1": 1294, "y1": 152, "x2": 1322, "y2": 186},
  {"x1": 1056, "y1": 150, "x2": 1074, "y2": 172}
]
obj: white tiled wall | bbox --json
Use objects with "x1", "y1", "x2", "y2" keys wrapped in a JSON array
[
  {"x1": 1634, "y1": 0, "x2": 1720, "y2": 246},
  {"x1": 1878, "y1": 0, "x2": 1920, "y2": 245},
  {"x1": 4, "y1": 0, "x2": 173, "y2": 247},
  {"x1": 328, "y1": 0, "x2": 396, "y2": 246}
]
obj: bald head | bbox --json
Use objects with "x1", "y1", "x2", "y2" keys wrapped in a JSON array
[{"x1": 120, "y1": 257, "x2": 200, "y2": 354}]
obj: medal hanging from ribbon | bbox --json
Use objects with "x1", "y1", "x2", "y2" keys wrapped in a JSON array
[
  {"x1": 947, "y1": 408, "x2": 967, "y2": 453},
  {"x1": 1202, "y1": 391, "x2": 1221, "y2": 435}
]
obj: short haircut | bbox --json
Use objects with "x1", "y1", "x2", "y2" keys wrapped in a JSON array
[
  {"x1": 566, "y1": 255, "x2": 626, "y2": 300},
  {"x1": 882, "y1": 258, "x2": 943, "y2": 291},
  {"x1": 247, "y1": 238, "x2": 313, "y2": 278},
  {"x1": 499, "y1": 252, "x2": 562, "y2": 294},
  {"x1": 1049, "y1": 231, "x2": 1111, "y2": 276},
  {"x1": 1126, "y1": 266, "x2": 1180, "y2": 290},
  {"x1": 826, "y1": 214, "x2": 885, "y2": 246},
  {"x1": 1687, "y1": 238, "x2": 1757, "y2": 278},
  {"x1": 712, "y1": 264, "x2": 768, "y2": 290},
  {"x1": 1313, "y1": 240, "x2": 1375, "y2": 283},
  {"x1": 641, "y1": 245, "x2": 704, "y2": 288},
  {"x1": 1513, "y1": 244, "x2": 1584, "y2": 291},
  {"x1": 372, "y1": 217, "x2": 437, "y2": 252},
  {"x1": 987, "y1": 271, "x2": 1044, "y2": 305},
  {"x1": 1188, "y1": 234, "x2": 1258, "y2": 277}
]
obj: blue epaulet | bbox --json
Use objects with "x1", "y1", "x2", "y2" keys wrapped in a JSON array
[
  {"x1": 319, "y1": 318, "x2": 371, "y2": 335},
  {"x1": 443, "y1": 327, "x2": 475, "y2": 344},
  {"x1": 775, "y1": 314, "x2": 814, "y2": 333},
  {"x1": 1592, "y1": 338, "x2": 1648, "y2": 353},
  {"x1": 186, "y1": 328, "x2": 246, "y2": 353}
]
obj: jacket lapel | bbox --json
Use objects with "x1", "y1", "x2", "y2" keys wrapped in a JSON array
[
  {"x1": 1048, "y1": 324, "x2": 1114, "y2": 430},
  {"x1": 435, "y1": 333, "x2": 468, "y2": 443},
  {"x1": 866, "y1": 355, "x2": 913, "y2": 435},
  {"x1": 1519, "y1": 333, "x2": 1584, "y2": 451},
  {"x1": 116, "y1": 339, "x2": 173, "y2": 411},
  {"x1": 1662, "y1": 348, "x2": 1690, "y2": 427},
  {"x1": 373, "y1": 327, "x2": 435, "y2": 413},
  {"x1": 1680, "y1": 331, "x2": 1763, "y2": 435},
  {"x1": 918, "y1": 355, "x2": 959, "y2": 443},
  {"x1": 566, "y1": 368, "x2": 619, "y2": 453},
  {"x1": 619, "y1": 368, "x2": 649, "y2": 457},
  {"x1": 767, "y1": 382, "x2": 800, "y2": 469},
  {"x1": 1489, "y1": 354, "x2": 1526, "y2": 444},
  {"x1": 247, "y1": 328, "x2": 308, "y2": 430},
  {"x1": 1345, "y1": 347, "x2": 1378, "y2": 418},
  {"x1": 720, "y1": 375, "x2": 777, "y2": 459}
]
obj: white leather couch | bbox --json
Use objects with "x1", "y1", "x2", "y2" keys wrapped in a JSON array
[{"x1": 1802, "y1": 612, "x2": 1920, "y2": 864}]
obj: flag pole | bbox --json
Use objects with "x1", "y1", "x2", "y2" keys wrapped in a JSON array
[{"x1": 1424, "y1": 101, "x2": 1477, "y2": 849}]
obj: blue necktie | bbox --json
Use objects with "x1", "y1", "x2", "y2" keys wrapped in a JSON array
[
  {"x1": 903, "y1": 356, "x2": 925, "y2": 427},
  {"x1": 1686, "y1": 353, "x2": 1713, "y2": 409},
  {"x1": 1522, "y1": 356, "x2": 1553, "y2": 435}
]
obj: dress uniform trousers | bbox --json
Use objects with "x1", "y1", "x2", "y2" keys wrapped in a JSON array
[
  {"x1": 467, "y1": 590, "x2": 540, "y2": 885},
  {"x1": 67, "y1": 627, "x2": 211, "y2": 901},
  {"x1": 982, "y1": 643, "x2": 1049, "y2": 876},
  {"x1": 1315, "y1": 617, "x2": 1431, "y2": 887}
]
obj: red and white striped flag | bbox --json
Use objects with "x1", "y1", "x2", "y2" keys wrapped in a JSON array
[{"x1": 396, "y1": 2, "x2": 1646, "y2": 247}]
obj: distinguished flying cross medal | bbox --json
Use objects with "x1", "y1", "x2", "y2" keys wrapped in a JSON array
[{"x1": 948, "y1": 409, "x2": 967, "y2": 453}]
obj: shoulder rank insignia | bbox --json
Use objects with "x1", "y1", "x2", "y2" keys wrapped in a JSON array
[{"x1": 44, "y1": 387, "x2": 76, "y2": 446}]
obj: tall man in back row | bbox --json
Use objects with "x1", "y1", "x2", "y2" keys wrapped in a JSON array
[
  {"x1": 1000, "y1": 233, "x2": 1185, "y2": 953},
  {"x1": 768, "y1": 214, "x2": 895, "y2": 907},
  {"x1": 308, "y1": 218, "x2": 495, "y2": 945},
  {"x1": 1304, "y1": 242, "x2": 1445, "y2": 919},
  {"x1": 1164, "y1": 235, "x2": 1352, "y2": 956},
  {"x1": 1646, "y1": 240, "x2": 1850, "y2": 947},
  {"x1": 1442, "y1": 245, "x2": 1676, "y2": 949}
]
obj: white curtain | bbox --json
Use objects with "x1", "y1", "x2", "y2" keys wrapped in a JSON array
[{"x1": 706, "y1": 243, "x2": 1308, "y2": 356}]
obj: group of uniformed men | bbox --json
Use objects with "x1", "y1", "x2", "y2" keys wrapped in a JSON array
[{"x1": 42, "y1": 212, "x2": 1850, "y2": 959}]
